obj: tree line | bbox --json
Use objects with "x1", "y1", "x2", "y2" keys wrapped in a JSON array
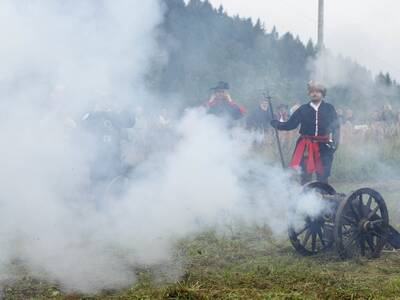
[{"x1": 146, "y1": 0, "x2": 400, "y2": 118}]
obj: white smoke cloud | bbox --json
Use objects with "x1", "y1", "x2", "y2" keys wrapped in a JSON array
[
  {"x1": 0, "y1": 0, "x2": 326, "y2": 294},
  {"x1": 0, "y1": 0, "x2": 164, "y2": 293},
  {"x1": 308, "y1": 49, "x2": 374, "y2": 88}
]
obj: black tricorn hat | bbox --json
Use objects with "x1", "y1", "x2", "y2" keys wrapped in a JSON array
[{"x1": 210, "y1": 81, "x2": 230, "y2": 91}]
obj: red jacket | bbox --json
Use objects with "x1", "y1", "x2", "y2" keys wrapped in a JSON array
[{"x1": 206, "y1": 98, "x2": 246, "y2": 120}]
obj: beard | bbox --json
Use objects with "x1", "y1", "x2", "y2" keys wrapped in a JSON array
[{"x1": 310, "y1": 95, "x2": 323, "y2": 103}]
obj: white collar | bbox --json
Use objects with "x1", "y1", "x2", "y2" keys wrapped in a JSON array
[{"x1": 310, "y1": 101, "x2": 322, "y2": 111}]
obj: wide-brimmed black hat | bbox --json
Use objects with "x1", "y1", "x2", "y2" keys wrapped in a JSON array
[{"x1": 210, "y1": 81, "x2": 230, "y2": 91}]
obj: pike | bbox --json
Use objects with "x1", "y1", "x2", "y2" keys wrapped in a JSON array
[{"x1": 264, "y1": 91, "x2": 285, "y2": 168}]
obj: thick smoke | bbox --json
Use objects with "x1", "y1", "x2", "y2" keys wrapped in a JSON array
[
  {"x1": 308, "y1": 47, "x2": 400, "y2": 183},
  {"x1": 0, "y1": 0, "x2": 163, "y2": 292},
  {"x1": 308, "y1": 49, "x2": 371, "y2": 89},
  {"x1": 0, "y1": 0, "x2": 325, "y2": 294}
]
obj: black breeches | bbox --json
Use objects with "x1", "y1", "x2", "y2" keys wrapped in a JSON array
[{"x1": 300, "y1": 143, "x2": 334, "y2": 185}]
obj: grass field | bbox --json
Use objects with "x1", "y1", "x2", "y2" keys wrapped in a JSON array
[{"x1": 3, "y1": 181, "x2": 400, "y2": 300}]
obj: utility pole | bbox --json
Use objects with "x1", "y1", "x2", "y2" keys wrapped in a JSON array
[{"x1": 317, "y1": 0, "x2": 325, "y2": 51}]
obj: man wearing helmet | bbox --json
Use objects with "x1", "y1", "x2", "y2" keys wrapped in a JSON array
[{"x1": 271, "y1": 82, "x2": 340, "y2": 184}]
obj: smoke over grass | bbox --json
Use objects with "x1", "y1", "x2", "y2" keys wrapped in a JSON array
[
  {"x1": 0, "y1": 0, "x2": 328, "y2": 294},
  {"x1": 0, "y1": 0, "x2": 164, "y2": 293}
]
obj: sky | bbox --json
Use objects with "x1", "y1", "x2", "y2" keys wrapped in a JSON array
[{"x1": 207, "y1": 0, "x2": 400, "y2": 81}]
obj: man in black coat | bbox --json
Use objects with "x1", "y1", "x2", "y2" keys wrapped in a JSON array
[
  {"x1": 271, "y1": 82, "x2": 340, "y2": 184},
  {"x1": 82, "y1": 107, "x2": 135, "y2": 182},
  {"x1": 246, "y1": 100, "x2": 272, "y2": 132}
]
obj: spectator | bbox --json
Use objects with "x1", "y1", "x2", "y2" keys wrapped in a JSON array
[
  {"x1": 336, "y1": 108, "x2": 345, "y2": 125},
  {"x1": 82, "y1": 105, "x2": 135, "y2": 182},
  {"x1": 344, "y1": 109, "x2": 354, "y2": 124},
  {"x1": 381, "y1": 104, "x2": 397, "y2": 123},
  {"x1": 370, "y1": 110, "x2": 381, "y2": 123},
  {"x1": 158, "y1": 107, "x2": 172, "y2": 128},
  {"x1": 206, "y1": 81, "x2": 246, "y2": 120},
  {"x1": 275, "y1": 104, "x2": 289, "y2": 122},
  {"x1": 246, "y1": 100, "x2": 272, "y2": 132}
]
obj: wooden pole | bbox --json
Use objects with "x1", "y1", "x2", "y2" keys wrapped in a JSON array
[
  {"x1": 264, "y1": 92, "x2": 285, "y2": 169},
  {"x1": 317, "y1": 0, "x2": 325, "y2": 51}
]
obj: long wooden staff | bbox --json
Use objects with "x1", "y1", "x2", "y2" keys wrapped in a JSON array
[{"x1": 264, "y1": 92, "x2": 285, "y2": 169}]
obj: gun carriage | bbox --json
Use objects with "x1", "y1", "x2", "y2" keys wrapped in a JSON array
[{"x1": 289, "y1": 181, "x2": 400, "y2": 258}]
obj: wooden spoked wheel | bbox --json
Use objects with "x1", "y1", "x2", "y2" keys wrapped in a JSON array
[
  {"x1": 288, "y1": 182, "x2": 336, "y2": 256},
  {"x1": 335, "y1": 188, "x2": 389, "y2": 259}
]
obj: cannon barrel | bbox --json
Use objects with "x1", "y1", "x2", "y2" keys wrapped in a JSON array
[{"x1": 321, "y1": 194, "x2": 346, "y2": 202}]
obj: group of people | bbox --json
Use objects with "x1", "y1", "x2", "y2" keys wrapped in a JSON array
[
  {"x1": 82, "y1": 104, "x2": 178, "y2": 184},
  {"x1": 337, "y1": 105, "x2": 400, "y2": 126},
  {"x1": 51, "y1": 79, "x2": 343, "y2": 187},
  {"x1": 246, "y1": 95, "x2": 400, "y2": 142},
  {"x1": 205, "y1": 81, "x2": 340, "y2": 185}
]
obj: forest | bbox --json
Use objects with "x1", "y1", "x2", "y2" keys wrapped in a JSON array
[{"x1": 146, "y1": 0, "x2": 400, "y2": 119}]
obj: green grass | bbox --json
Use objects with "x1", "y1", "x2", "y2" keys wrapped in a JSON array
[
  {"x1": 264, "y1": 130, "x2": 400, "y2": 183},
  {"x1": 6, "y1": 231, "x2": 400, "y2": 299},
  {"x1": 4, "y1": 182, "x2": 400, "y2": 300}
]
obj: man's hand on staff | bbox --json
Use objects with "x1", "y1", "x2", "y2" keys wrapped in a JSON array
[{"x1": 270, "y1": 119, "x2": 280, "y2": 129}]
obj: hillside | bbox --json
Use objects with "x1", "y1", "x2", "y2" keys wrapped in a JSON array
[{"x1": 148, "y1": 0, "x2": 400, "y2": 116}]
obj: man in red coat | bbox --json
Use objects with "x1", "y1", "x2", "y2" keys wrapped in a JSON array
[{"x1": 206, "y1": 81, "x2": 245, "y2": 120}]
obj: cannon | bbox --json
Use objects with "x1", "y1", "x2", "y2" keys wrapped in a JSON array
[{"x1": 288, "y1": 181, "x2": 400, "y2": 258}]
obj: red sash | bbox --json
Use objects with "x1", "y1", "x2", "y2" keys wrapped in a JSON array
[{"x1": 290, "y1": 135, "x2": 329, "y2": 175}]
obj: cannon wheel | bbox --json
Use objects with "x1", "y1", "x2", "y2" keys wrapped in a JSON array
[
  {"x1": 335, "y1": 188, "x2": 389, "y2": 259},
  {"x1": 288, "y1": 181, "x2": 336, "y2": 256}
]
